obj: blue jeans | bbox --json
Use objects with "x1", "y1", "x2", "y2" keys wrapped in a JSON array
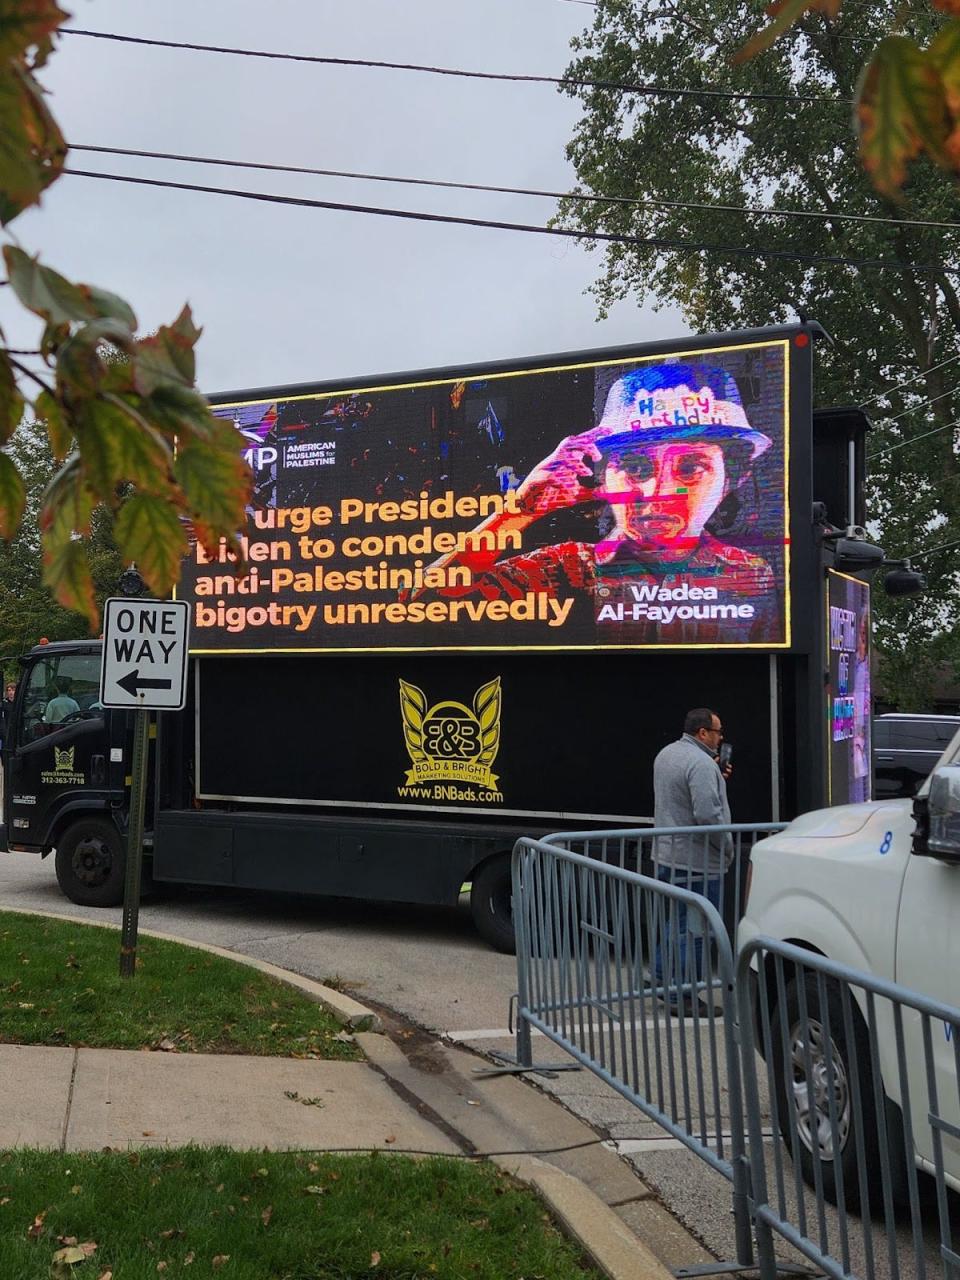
[{"x1": 654, "y1": 867, "x2": 723, "y2": 1005}]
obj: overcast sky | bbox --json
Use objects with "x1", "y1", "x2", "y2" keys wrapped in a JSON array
[{"x1": 1, "y1": 0, "x2": 686, "y2": 396}]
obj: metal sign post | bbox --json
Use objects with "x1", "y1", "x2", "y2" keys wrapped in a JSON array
[
  {"x1": 99, "y1": 597, "x2": 190, "y2": 978},
  {"x1": 119, "y1": 707, "x2": 150, "y2": 978}
]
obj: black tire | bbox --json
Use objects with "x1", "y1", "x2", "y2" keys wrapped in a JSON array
[
  {"x1": 55, "y1": 818, "x2": 126, "y2": 907},
  {"x1": 772, "y1": 971, "x2": 908, "y2": 1209},
  {"x1": 470, "y1": 854, "x2": 515, "y2": 953}
]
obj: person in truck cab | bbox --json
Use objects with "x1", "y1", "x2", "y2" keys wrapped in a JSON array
[
  {"x1": 421, "y1": 362, "x2": 783, "y2": 644},
  {"x1": 44, "y1": 678, "x2": 80, "y2": 725},
  {"x1": 652, "y1": 707, "x2": 733, "y2": 1014}
]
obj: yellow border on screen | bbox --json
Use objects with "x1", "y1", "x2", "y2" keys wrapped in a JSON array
[{"x1": 183, "y1": 337, "x2": 793, "y2": 654}]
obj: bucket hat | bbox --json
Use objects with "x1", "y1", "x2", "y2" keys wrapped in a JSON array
[{"x1": 596, "y1": 362, "x2": 772, "y2": 461}]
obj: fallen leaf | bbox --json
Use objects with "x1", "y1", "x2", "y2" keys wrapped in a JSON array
[
  {"x1": 154, "y1": 1039, "x2": 178, "y2": 1053},
  {"x1": 56, "y1": 1235, "x2": 78, "y2": 1246},
  {"x1": 97, "y1": 1272, "x2": 113, "y2": 1280},
  {"x1": 80, "y1": 1244, "x2": 97, "y2": 1257},
  {"x1": 212, "y1": 1255, "x2": 230, "y2": 1269},
  {"x1": 304, "y1": 1186, "x2": 326, "y2": 1196},
  {"x1": 261, "y1": 1206, "x2": 273, "y2": 1227},
  {"x1": 27, "y1": 1209, "x2": 46, "y2": 1238},
  {"x1": 52, "y1": 1244, "x2": 87, "y2": 1266},
  {"x1": 159, "y1": 1229, "x2": 184, "y2": 1240},
  {"x1": 0, "y1": 1197, "x2": 9, "y2": 1205},
  {"x1": 156, "y1": 1264, "x2": 168, "y2": 1273},
  {"x1": 142, "y1": 1131, "x2": 156, "y2": 1138},
  {"x1": 70, "y1": 1187, "x2": 81, "y2": 1196},
  {"x1": 384, "y1": 1135, "x2": 396, "y2": 1144},
  {"x1": 184, "y1": 1253, "x2": 195, "y2": 1265},
  {"x1": 17, "y1": 1002, "x2": 34, "y2": 1010},
  {"x1": 371, "y1": 1251, "x2": 381, "y2": 1267}
]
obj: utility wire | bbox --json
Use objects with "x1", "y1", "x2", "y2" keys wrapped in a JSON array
[
  {"x1": 882, "y1": 385, "x2": 960, "y2": 424},
  {"x1": 860, "y1": 352, "x2": 960, "y2": 409},
  {"x1": 867, "y1": 417, "x2": 960, "y2": 460},
  {"x1": 908, "y1": 535, "x2": 960, "y2": 562},
  {"x1": 69, "y1": 144, "x2": 960, "y2": 234},
  {"x1": 62, "y1": 167, "x2": 960, "y2": 278},
  {"x1": 59, "y1": 28, "x2": 850, "y2": 106}
]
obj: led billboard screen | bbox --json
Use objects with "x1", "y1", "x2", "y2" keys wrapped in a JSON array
[
  {"x1": 826, "y1": 569, "x2": 871, "y2": 804},
  {"x1": 182, "y1": 338, "x2": 791, "y2": 652}
]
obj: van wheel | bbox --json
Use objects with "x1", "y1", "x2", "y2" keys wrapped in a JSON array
[
  {"x1": 55, "y1": 819, "x2": 126, "y2": 907},
  {"x1": 772, "y1": 971, "x2": 908, "y2": 1209},
  {"x1": 470, "y1": 855, "x2": 515, "y2": 953}
]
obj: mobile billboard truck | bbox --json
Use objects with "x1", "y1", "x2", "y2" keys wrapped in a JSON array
[{"x1": 0, "y1": 324, "x2": 873, "y2": 949}]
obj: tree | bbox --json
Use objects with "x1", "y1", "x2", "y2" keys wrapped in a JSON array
[
  {"x1": 556, "y1": 0, "x2": 960, "y2": 708},
  {"x1": 0, "y1": 420, "x2": 121, "y2": 661},
  {"x1": 0, "y1": 3, "x2": 250, "y2": 630}
]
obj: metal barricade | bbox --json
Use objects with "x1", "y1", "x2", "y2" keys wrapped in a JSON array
[
  {"x1": 738, "y1": 937, "x2": 960, "y2": 1280},
  {"x1": 512, "y1": 828, "x2": 783, "y2": 1270},
  {"x1": 543, "y1": 824, "x2": 786, "y2": 949}
]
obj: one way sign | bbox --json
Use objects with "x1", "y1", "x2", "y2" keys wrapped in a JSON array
[{"x1": 100, "y1": 598, "x2": 190, "y2": 711}]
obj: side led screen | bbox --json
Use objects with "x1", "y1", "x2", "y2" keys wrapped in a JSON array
[
  {"x1": 182, "y1": 339, "x2": 791, "y2": 652},
  {"x1": 827, "y1": 569, "x2": 871, "y2": 804}
]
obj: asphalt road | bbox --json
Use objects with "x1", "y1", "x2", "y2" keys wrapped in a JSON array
[{"x1": 0, "y1": 849, "x2": 950, "y2": 1278}]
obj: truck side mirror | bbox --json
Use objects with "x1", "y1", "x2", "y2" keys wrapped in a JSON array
[{"x1": 915, "y1": 765, "x2": 960, "y2": 863}]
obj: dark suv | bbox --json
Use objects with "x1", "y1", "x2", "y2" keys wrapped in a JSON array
[{"x1": 873, "y1": 713, "x2": 960, "y2": 799}]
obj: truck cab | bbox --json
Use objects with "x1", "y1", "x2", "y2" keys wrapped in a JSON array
[
  {"x1": 2, "y1": 640, "x2": 132, "y2": 904},
  {"x1": 739, "y1": 728, "x2": 960, "y2": 1196}
]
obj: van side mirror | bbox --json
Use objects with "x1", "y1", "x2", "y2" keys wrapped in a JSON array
[{"x1": 915, "y1": 766, "x2": 960, "y2": 863}]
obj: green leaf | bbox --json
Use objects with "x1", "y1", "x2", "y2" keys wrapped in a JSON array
[
  {"x1": 42, "y1": 531, "x2": 97, "y2": 631},
  {"x1": 929, "y1": 20, "x2": 960, "y2": 166},
  {"x1": 40, "y1": 453, "x2": 95, "y2": 540},
  {"x1": 56, "y1": 318, "x2": 136, "y2": 395},
  {"x1": 855, "y1": 37, "x2": 948, "y2": 198},
  {"x1": 0, "y1": 448, "x2": 25, "y2": 536},
  {"x1": 734, "y1": 0, "x2": 841, "y2": 64},
  {"x1": 132, "y1": 305, "x2": 202, "y2": 394},
  {"x1": 0, "y1": 0, "x2": 69, "y2": 63},
  {"x1": 0, "y1": 349, "x2": 24, "y2": 443},
  {"x1": 0, "y1": 58, "x2": 66, "y2": 223},
  {"x1": 3, "y1": 247, "x2": 99, "y2": 325},
  {"x1": 113, "y1": 493, "x2": 189, "y2": 596},
  {"x1": 142, "y1": 381, "x2": 218, "y2": 441},
  {"x1": 73, "y1": 399, "x2": 175, "y2": 501},
  {"x1": 35, "y1": 388, "x2": 73, "y2": 459},
  {"x1": 174, "y1": 416, "x2": 252, "y2": 535},
  {"x1": 79, "y1": 284, "x2": 137, "y2": 330}
]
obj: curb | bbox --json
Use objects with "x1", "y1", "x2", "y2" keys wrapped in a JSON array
[
  {"x1": 0, "y1": 904, "x2": 381, "y2": 1032},
  {"x1": 493, "y1": 1155, "x2": 673, "y2": 1280},
  {"x1": 0, "y1": 905, "x2": 675, "y2": 1280}
]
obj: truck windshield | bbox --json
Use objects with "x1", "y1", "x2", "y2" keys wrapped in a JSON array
[{"x1": 20, "y1": 653, "x2": 103, "y2": 743}]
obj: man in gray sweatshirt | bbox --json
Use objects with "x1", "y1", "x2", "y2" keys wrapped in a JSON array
[{"x1": 652, "y1": 707, "x2": 731, "y2": 1013}]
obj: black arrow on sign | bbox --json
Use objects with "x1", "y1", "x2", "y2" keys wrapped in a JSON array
[{"x1": 117, "y1": 669, "x2": 173, "y2": 697}]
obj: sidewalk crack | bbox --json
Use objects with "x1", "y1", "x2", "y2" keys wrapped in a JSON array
[{"x1": 61, "y1": 1049, "x2": 79, "y2": 1153}]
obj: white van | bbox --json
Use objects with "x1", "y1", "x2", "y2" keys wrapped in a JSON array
[{"x1": 738, "y1": 731, "x2": 960, "y2": 1199}]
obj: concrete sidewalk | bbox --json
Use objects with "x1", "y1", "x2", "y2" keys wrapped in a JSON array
[{"x1": 0, "y1": 915, "x2": 718, "y2": 1280}]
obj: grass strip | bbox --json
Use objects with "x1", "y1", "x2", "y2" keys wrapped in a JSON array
[
  {"x1": 0, "y1": 911, "x2": 359, "y2": 1059},
  {"x1": 0, "y1": 1147, "x2": 603, "y2": 1279}
]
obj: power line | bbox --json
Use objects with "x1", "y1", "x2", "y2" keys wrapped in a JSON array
[
  {"x1": 59, "y1": 28, "x2": 850, "y2": 106},
  {"x1": 860, "y1": 353, "x2": 960, "y2": 408},
  {"x1": 868, "y1": 417, "x2": 960, "y2": 460},
  {"x1": 69, "y1": 144, "x2": 960, "y2": 233},
  {"x1": 882, "y1": 384, "x2": 960, "y2": 424},
  {"x1": 908, "y1": 535, "x2": 960, "y2": 562},
  {"x1": 62, "y1": 167, "x2": 960, "y2": 277}
]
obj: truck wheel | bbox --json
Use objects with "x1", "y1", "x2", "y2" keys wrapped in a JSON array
[
  {"x1": 55, "y1": 819, "x2": 126, "y2": 907},
  {"x1": 470, "y1": 855, "x2": 515, "y2": 953},
  {"x1": 772, "y1": 972, "x2": 907, "y2": 1209}
]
